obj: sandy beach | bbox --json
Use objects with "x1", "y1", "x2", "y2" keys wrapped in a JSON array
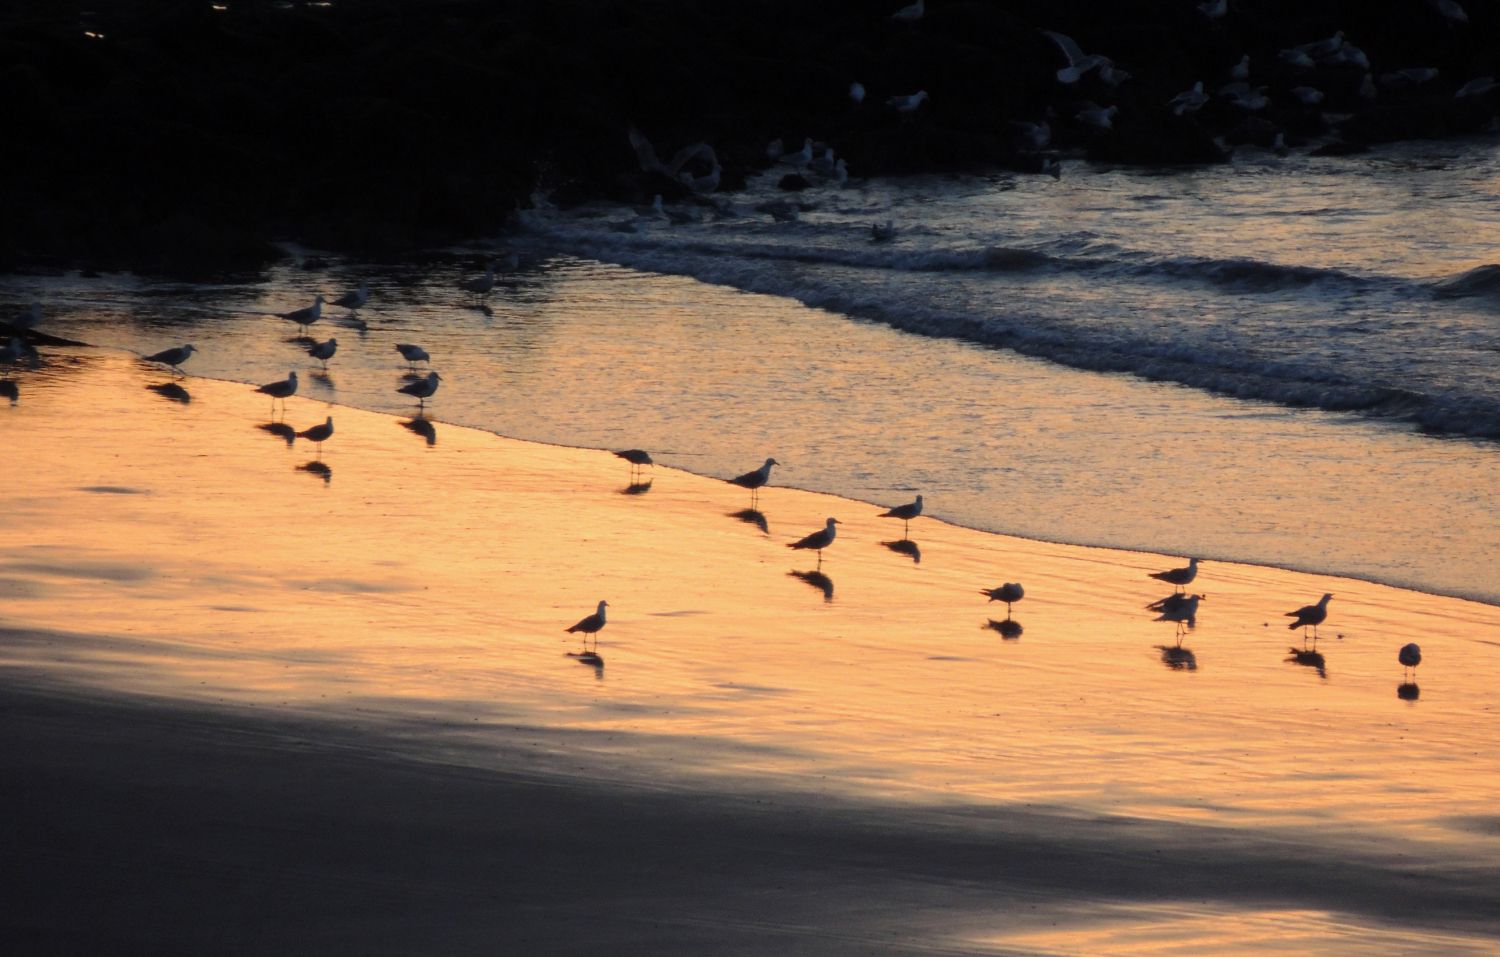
[{"x1": 4, "y1": 350, "x2": 1500, "y2": 954}]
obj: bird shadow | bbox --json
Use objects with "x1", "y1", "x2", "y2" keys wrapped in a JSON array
[
  {"x1": 146, "y1": 382, "x2": 191, "y2": 404},
  {"x1": 621, "y1": 480, "x2": 653, "y2": 496},
  {"x1": 470, "y1": 304, "x2": 495, "y2": 318},
  {"x1": 284, "y1": 334, "x2": 317, "y2": 346},
  {"x1": 789, "y1": 569, "x2": 834, "y2": 602},
  {"x1": 983, "y1": 618, "x2": 1023, "y2": 640},
  {"x1": 567, "y1": 651, "x2": 605, "y2": 677},
  {"x1": 400, "y1": 370, "x2": 430, "y2": 382},
  {"x1": 297, "y1": 461, "x2": 332, "y2": 485},
  {"x1": 309, "y1": 370, "x2": 335, "y2": 390},
  {"x1": 1398, "y1": 682, "x2": 1421, "y2": 701},
  {"x1": 257, "y1": 421, "x2": 296, "y2": 447},
  {"x1": 1286, "y1": 647, "x2": 1328, "y2": 679},
  {"x1": 1155, "y1": 645, "x2": 1198, "y2": 671},
  {"x1": 335, "y1": 317, "x2": 369, "y2": 333},
  {"x1": 402, "y1": 417, "x2": 437, "y2": 446},
  {"x1": 731, "y1": 508, "x2": 769, "y2": 534},
  {"x1": 881, "y1": 539, "x2": 921, "y2": 564}
]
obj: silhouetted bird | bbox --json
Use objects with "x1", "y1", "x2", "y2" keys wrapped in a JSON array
[
  {"x1": 891, "y1": 0, "x2": 924, "y2": 23},
  {"x1": 566, "y1": 600, "x2": 609, "y2": 651},
  {"x1": 306, "y1": 337, "x2": 338, "y2": 369},
  {"x1": 729, "y1": 457, "x2": 779, "y2": 506},
  {"x1": 1286, "y1": 593, "x2": 1332, "y2": 644},
  {"x1": 295, "y1": 416, "x2": 334, "y2": 456},
  {"x1": 461, "y1": 263, "x2": 496, "y2": 296},
  {"x1": 1155, "y1": 594, "x2": 1203, "y2": 641},
  {"x1": 0, "y1": 379, "x2": 17, "y2": 404},
  {"x1": 395, "y1": 343, "x2": 430, "y2": 370},
  {"x1": 871, "y1": 220, "x2": 897, "y2": 242},
  {"x1": 278, "y1": 295, "x2": 324, "y2": 332},
  {"x1": 788, "y1": 517, "x2": 840, "y2": 567},
  {"x1": 330, "y1": 283, "x2": 369, "y2": 312},
  {"x1": 615, "y1": 448, "x2": 653, "y2": 481},
  {"x1": 1148, "y1": 557, "x2": 1199, "y2": 592},
  {"x1": 144, "y1": 343, "x2": 197, "y2": 375},
  {"x1": 255, "y1": 370, "x2": 298, "y2": 414},
  {"x1": 878, "y1": 494, "x2": 923, "y2": 538},
  {"x1": 981, "y1": 582, "x2": 1025, "y2": 617},
  {"x1": 398, "y1": 371, "x2": 442, "y2": 407},
  {"x1": 1399, "y1": 642, "x2": 1422, "y2": 680}
]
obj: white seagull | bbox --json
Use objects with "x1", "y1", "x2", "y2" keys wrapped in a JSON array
[
  {"x1": 788, "y1": 517, "x2": 840, "y2": 567},
  {"x1": 278, "y1": 295, "x2": 324, "y2": 331},
  {"x1": 566, "y1": 600, "x2": 609, "y2": 652},
  {"x1": 1148, "y1": 557, "x2": 1199, "y2": 592},
  {"x1": 1170, "y1": 81, "x2": 1208, "y2": 115},
  {"x1": 1286, "y1": 593, "x2": 1333, "y2": 643},
  {"x1": 1042, "y1": 30, "x2": 1107, "y2": 85},
  {"x1": 878, "y1": 494, "x2": 923, "y2": 538},
  {"x1": 143, "y1": 343, "x2": 197, "y2": 375},
  {"x1": 886, "y1": 90, "x2": 929, "y2": 113}
]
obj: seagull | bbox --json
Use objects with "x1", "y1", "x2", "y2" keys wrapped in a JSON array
[
  {"x1": 278, "y1": 295, "x2": 324, "y2": 332},
  {"x1": 143, "y1": 343, "x2": 197, "y2": 375},
  {"x1": 255, "y1": 370, "x2": 298, "y2": 415},
  {"x1": 729, "y1": 457, "x2": 779, "y2": 506},
  {"x1": 1229, "y1": 54, "x2": 1250, "y2": 81},
  {"x1": 1430, "y1": 0, "x2": 1468, "y2": 24},
  {"x1": 788, "y1": 517, "x2": 840, "y2": 568},
  {"x1": 891, "y1": 0, "x2": 923, "y2": 23},
  {"x1": 398, "y1": 370, "x2": 442, "y2": 408},
  {"x1": 1146, "y1": 592, "x2": 1201, "y2": 615},
  {"x1": 886, "y1": 90, "x2": 929, "y2": 112},
  {"x1": 1075, "y1": 103, "x2": 1119, "y2": 130},
  {"x1": 980, "y1": 582, "x2": 1025, "y2": 618},
  {"x1": 1198, "y1": 0, "x2": 1226, "y2": 18},
  {"x1": 849, "y1": 81, "x2": 866, "y2": 105},
  {"x1": 778, "y1": 137, "x2": 814, "y2": 167},
  {"x1": 1291, "y1": 86, "x2": 1324, "y2": 105},
  {"x1": 1399, "y1": 642, "x2": 1422, "y2": 681},
  {"x1": 1148, "y1": 557, "x2": 1199, "y2": 592},
  {"x1": 461, "y1": 263, "x2": 497, "y2": 297},
  {"x1": 871, "y1": 220, "x2": 897, "y2": 241},
  {"x1": 1155, "y1": 593, "x2": 1203, "y2": 640},
  {"x1": 306, "y1": 337, "x2": 338, "y2": 369},
  {"x1": 395, "y1": 343, "x2": 430, "y2": 370},
  {"x1": 565, "y1": 600, "x2": 609, "y2": 652},
  {"x1": 614, "y1": 448, "x2": 653, "y2": 481},
  {"x1": 1041, "y1": 30, "x2": 1106, "y2": 85},
  {"x1": 1455, "y1": 76, "x2": 1497, "y2": 98},
  {"x1": 0, "y1": 379, "x2": 17, "y2": 404},
  {"x1": 1011, "y1": 119, "x2": 1051, "y2": 151},
  {"x1": 878, "y1": 494, "x2": 923, "y2": 538},
  {"x1": 295, "y1": 415, "x2": 334, "y2": 457},
  {"x1": 1169, "y1": 81, "x2": 1208, "y2": 115},
  {"x1": 1286, "y1": 593, "x2": 1333, "y2": 645},
  {"x1": 330, "y1": 283, "x2": 369, "y2": 312},
  {"x1": 808, "y1": 147, "x2": 839, "y2": 179}
]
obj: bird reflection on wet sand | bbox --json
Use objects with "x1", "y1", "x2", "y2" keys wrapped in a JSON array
[
  {"x1": 731, "y1": 508, "x2": 769, "y2": 534},
  {"x1": 789, "y1": 569, "x2": 833, "y2": 602},
  {"x1": 983, "y1": 618, "x2": 1023, "y2": 640},
  {"x1": 257, "y1": 421, "x2": 296, "y2": 447},
  {"x1": 308, "y1": 370, "x2": 336, "y2": 392},
  {"x1": 567, "y1": 650, "x2": 605, "y2": 677},
  {"x1": 1286, "y1": 647, "x2": 1328, "y2": 678},
  {"x1": 146, "y1": 382, "x2": 191, "y2": 403},
  {"x1": 1156, "y1": 645, "x2": 1198, "y2": 671},
  {"x1": 297, "y1": 460, "x2": 332, "y2": 484},
  {"x1": 621, "y1": 480, "x2": 653, "y2": 495},
  {"x1": 1398, "y1": 682, "x2": 1421, "y2": 701},
  {"x1": 402, "y1": 416, "x2": 437, "y2": 446},
  {"x1": 882, "y1": 539, "x2": 921, "y2": 563}
]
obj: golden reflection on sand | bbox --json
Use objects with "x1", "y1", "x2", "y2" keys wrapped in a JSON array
[{"x1": 5, "y1": 351, "x2": 1500, "y2": 855}]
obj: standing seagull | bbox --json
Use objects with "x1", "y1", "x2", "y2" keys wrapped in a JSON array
[
  {"x1": 255, "y1": 370, "x2": 298, "y2": 416},
  {"x1": 398, "y1": 370, "x2": 442, "y2": 408},
  {"x1": 1399, "y1": 643, "x2": 1422, "y2": 681},
  {"x1": 278, "y1": 295, "x2": 324, "y2": 333},
  {"x1": 729, "y1": 457, "x2": 779, "y2": 507},
  {"x1": 0, "y1": 379, "x2": 17, "y2": 405},
  {"x1": 891, "y1": 0, "x2": 923, "y2": 23},
  {"x1": 1286, "y1": 593, "x2": 1333, "y2": 646},
  {"x1": 1148, "y1": 557, "x2": 1200, "y2": 593},
  {"x1": 981, "y1": 582, "x2": 1025, "y2": 618},
  {"x1": 461, "y1": 263, "x2": 497, "y2": 297},
  {"x1": 306, "y1": 337, "x2": 338, "y2": 369},
  {"x1": 395, "y1": 343, "x2": 430, "y2": 370},
  {"x1": 143, "y1": 343, "x2": 197, "y2": 375},
  {"x1": 614, "y1": 448, "x2": 653, "y2": 482},
  {"x1": 330, "y1": 283, "x2": 369, "y2": 313},
  {"x1": 878, "y1": 494, "x2": 923, "y2": 539},
  {"x1": 788, "y1": 517, "x2": 840, "y2": 568},
  {"x1": 566, "y1": 600, "x2": 609, "y2": 653},
  {"x1": 295, "y1": 416, "x2": 334, "y2": 458}
]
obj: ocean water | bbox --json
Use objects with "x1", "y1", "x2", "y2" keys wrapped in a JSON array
[{"x1": 6, "y1": 136, "x2": 1500, "y2": 601}]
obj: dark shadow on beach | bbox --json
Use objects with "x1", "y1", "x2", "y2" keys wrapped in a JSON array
[
  {"x1": 881, "y1": 539, "x2": 921, "y2": 564},
  {"x1": 146, "y1": 382, "x2": 191, "y2": 403},
  {"x1": 402, "y1": 416, "x2": 437, "y2": 446},
  {"x1": 731, "y1": 508, "x2": 769, "y2": 534},
  {"x1": 983, "y1": 618, "x2": 1023, "y2": 640},
  {"x1": 789, "y1": 569, "x2": 833, "y2": 602},
  {"x1": 1286, "y1": 647, "x2": 1328, "y2": 679},
  {"x1": 257, "y1": 421, "x2": 295, "y2": 447},
  {"x1": 297, "y1": 461, "x2": 332, "y2": 485},
  {"x1": 1156, "y1": 645, "x2": 1197, "y2": 671},
  {"x1": 621, "y1": 480, "x2": 653, "y2": 496}
]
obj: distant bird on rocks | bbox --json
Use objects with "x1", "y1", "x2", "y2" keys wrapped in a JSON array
[
  {"x1": 398, "y1": 370, "x2": 442, "y2": 408},
  {"x1": 307, "y1": 337, "x2": 338, "y2": 369},
  {"x1": 566, "y1": 600, "x2": 609, "y2": 652},
  {"x1": 871, "y1": 220, "x2": 897, "y2": 242},
  {"x1": 395, "y1": 343, "x2": 430, "y2": 370},
  {"x1": 778, "y1": 137, "x2": 814, "y2": 168},
  {"x1": 1286, "y1": 593, "x2": 1333, "y2": 643},
  {"x1": 615, "y1": 448, "x2": 653, "y2": 481},
  {"x1": 295, "y1": 415, "x2": 334, "y2": 456},
  {"x1": 729, "y1": 457, "x2": 778, "y2": 506},
  {"x1": 849, "y1": 81, "x2": 866, "y2": 105},
  {"x1": 788, "y1": 517, "x2": 840, "y2": 567},
  {"x1": 1399, "y1": 642, "x2": 1422, "y2": 680},
  {"x1": 0, "y1": 379, "x2": 17, "y2": 405},
  {"x1": 878, "y1": 494, "x2": 923, "y2": 538},
  {"x1": 278, "y1": 295, "x2": 324, "y2": 332},
  {"x1": 886, "y1": 90, "x2": 929, "y2": 113},
  {"x1": 1455, "y1": 76, "x2": 1497, "y2": 98},
  {"x1": 891, "y1": 0, "x2": 923, "y2": 23},
  {"x1": 1229, "y1": 55, "x2": 1251, "y2": 81},
  {"x1": 1170, "y1": 81, "x2": 1208, "y2": 115},
  {"x1": 1075, "y1": 103, "x2": 1119, "y2": 131},
  {"x1": 255, "y1": 370, "x2": 298, "y2": 415},
  {"x1": 981, "y1": 582, "x2": 1025, "y2": 617},
  {"x1": 143, "y1": 343, "x2": 197, "y2": 375},
  {"x1": 461, "y1": 263, "x2": 497, "y2": 297},
  {"x1": 1291, "y1": 86, "x2": 1325, "y2": 105},
  {"x1": 1148, "y1": 557, "x2": 1199, "y2": 592},
  {"x1": 1042, "y1": 30, "x2": 1109, "y2": 85},
  {"x1": 330, "y1": 283, "x2": 369, "y2": 312}
]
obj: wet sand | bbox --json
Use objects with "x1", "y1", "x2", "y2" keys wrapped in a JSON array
[{"x1": 4, "y1": 350, "x2": 1500, "y2": 954}]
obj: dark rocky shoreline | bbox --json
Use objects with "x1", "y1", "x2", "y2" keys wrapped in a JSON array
[{"x1": 5, "y1": 0, "x2": 1496, "y2": 273}]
